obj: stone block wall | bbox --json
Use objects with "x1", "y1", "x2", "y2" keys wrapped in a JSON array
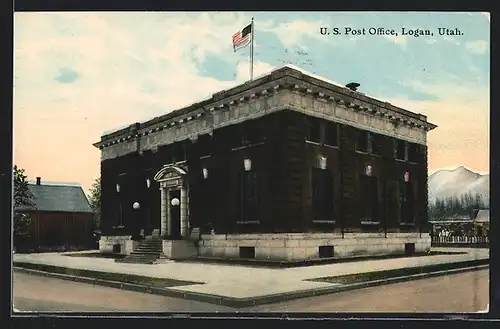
[
  {"x1": 197, "y1": 232, "x2": 431, "y2": 261},
  {"x1": 162, "y1": 240, "x2": 197, "y2": 259},
  {"x1": 99, "y1": 235, "x2": 132, "y2": 255}
]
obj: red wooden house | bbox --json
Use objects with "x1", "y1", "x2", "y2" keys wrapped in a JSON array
[{"x1": 16, "y1": 177, "x2": 96, "y2": 252}]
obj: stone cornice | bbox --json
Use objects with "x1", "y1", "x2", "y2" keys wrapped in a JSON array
[{"x1": 94, "y1": 66, "x2": 437, "y2": 150}]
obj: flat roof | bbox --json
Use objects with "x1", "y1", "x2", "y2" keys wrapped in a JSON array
[{"x1": 96, "y1": 65, "x2": 436, "y2": 144}]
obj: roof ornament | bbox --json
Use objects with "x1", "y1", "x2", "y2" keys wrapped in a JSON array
[{"x1": 346, "y1": 82, "x2": 360, "y2": 91}]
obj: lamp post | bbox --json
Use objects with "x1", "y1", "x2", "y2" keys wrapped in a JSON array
[
  {"x1": 132, "y1": 201, "x2": 141, "y2": 240},
  {"x1": 145, "y1": 178, "x2": 151, "y2": 234},
  {"x1": 171, "y1": 198, "x2": 180, "y2": 239},
  {"x1": 116, "y1": 184, "x2": 122, "y2": 227}
]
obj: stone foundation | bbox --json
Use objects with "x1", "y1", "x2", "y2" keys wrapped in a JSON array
[
  {"x1": 162, "y1": 240, "x2": 198, "y2": 259},
  {"x1": 197, "y1": 233, "x2": 431, "y2": 261},
  {"x1": 101, "y1": 232, "x2": 432, "y2": 261},
  {"x1": 99, "y1": 235, "x2": 133, "y2": 255}
]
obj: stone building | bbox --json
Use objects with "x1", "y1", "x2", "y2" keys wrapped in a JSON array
[{"x1": 94, "y1": 65, "x2": 437, "y2": 261}]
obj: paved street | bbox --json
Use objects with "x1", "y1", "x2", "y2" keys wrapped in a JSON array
[{"x1": 13, "y1": 269, "x2": 488, "y2": 313}]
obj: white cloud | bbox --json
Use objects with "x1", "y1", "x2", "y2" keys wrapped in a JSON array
[
  {"x1": 384, "y1": 34, "x2": 407, "y2": 49},
  {"x1": 235, "y1": 60, "x2": 276, "y2": 82},
  {"x1": 261, "y1": 20, "x2": 328, "y2": 47},
  {"x1": 385, "y1": 80, "x2": 489, "y2": 173},
  {"x1": 465, "y1": 40, "x2": 489, "y2": 54},
  {"x1": 13, "y1": 12, "x2": 277, "y2": 191},
  {"x1": 14, "y1": 12, "x2": 273, "y2": 128},
  {"x1": 443, "y1": 36, "x2": 461, "y2": 46},
  {"x1": 12, "y1": 12, "x2": 491, "y2": 191}
]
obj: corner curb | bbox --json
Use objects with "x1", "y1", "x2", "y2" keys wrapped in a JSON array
[{"x1": 13, "y1": 262, "x2": 489, "y2": 308}]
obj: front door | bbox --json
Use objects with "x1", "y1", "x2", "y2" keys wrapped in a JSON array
[{"x1": 170, "y1": 189, "x2": 181, "y2": 239}]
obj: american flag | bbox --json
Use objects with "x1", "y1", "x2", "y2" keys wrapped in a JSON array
[{"x1": 232, "y1": 23, "x2": 252, "y2": 52}]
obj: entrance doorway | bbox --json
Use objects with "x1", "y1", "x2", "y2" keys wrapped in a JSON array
[{"x1": 170, "y1": 189, "x2": 181, "y2": 239}]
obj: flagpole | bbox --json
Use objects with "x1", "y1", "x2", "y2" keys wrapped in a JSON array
[{"x1": 250, "y1": 17, "x2": 254, "y2": 81}]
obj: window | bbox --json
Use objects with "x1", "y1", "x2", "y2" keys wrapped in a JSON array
[
  {"x1": 395, "y1": 139, "x2": 407, "y2": 160},
  {"x1": 357, "y1": 130, "x2": 382, "y2": 155},
  {"x1": 306, "y1": 117, "x2": 322, "y2": 143},
  {"x1": 356, "y1": 130, "x2": 369, "y2": 153},
  {"x1": 239, "y1": 170, "x2": 259, "y2": 223},
  {"x1": 359, "y1": 175, "x2": 378, "y2": 223},
  {"x1": 172, "y1": 142, "x2": 186, "y2": 163},
  {"x1": 241, "y1": 120, "x2": 264, "y2": 146},
  {"x1": 407, "y1": 143, "x2": 418, "y2": 163},
  {"x1": 324, "y1": 122, "x2": 338, "y2": 147},
  {"x1": 370, "y1": 133, "x2": 382, "y2": 156},
  {"x1": 197, "y1": 134, "x2": 212, "y2": 157},
  {"x1": 311, "y1": 168, "x2": 334, "y2": 223},
  {"x1": 399, "y1": 181, "x2": 415, "y2": 223}
]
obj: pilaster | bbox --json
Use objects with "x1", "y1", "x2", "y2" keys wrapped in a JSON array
[{"x1": 160, "y1": 187, "x2": 167, "y2": 237}]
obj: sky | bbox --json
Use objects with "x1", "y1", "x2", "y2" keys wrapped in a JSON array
[{"x1": 13, "y1": 12, "x2": 490, "y2": 193}]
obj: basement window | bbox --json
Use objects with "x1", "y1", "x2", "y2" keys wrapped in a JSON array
[
  {"x1": 318, "y1": 246, "x2": 334, "y2": 258},
  {"x1": 404, "y1": 243, "x2": 415, "y2": 256},
  {"x1": 239, "y1": 246, "x2": 255, "y2": 259}
]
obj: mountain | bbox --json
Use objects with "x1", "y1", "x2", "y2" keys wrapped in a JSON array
[{"x1": 428, "y1": 166, "x2": 489, "y2": 206}]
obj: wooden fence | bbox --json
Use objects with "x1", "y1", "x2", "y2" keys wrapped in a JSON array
[{"x1": 431, "y1": 235, "x2": 490, "y2": 248}]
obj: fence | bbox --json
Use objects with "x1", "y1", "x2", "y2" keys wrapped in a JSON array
[{"x1": 431, "y1": 235, "x2": 490, "y2": 248}]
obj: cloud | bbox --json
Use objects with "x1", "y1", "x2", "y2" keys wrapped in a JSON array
[
  {"x1": 54, "y1": 67, "x2": 80, "y2": 83},
  {"x1": 384, "y1": 34, "x2": 407, "y2": 49},
  {"x1": 482, "y1": 12, "x2": 490, "y2": 22},
  {"x1": 442, "y1": 36, "x2": 461, "y2": 46},
  {"x1": 465, "y1": 40, "x2": 489, "y2": 54},
  {"x1": 13, "y1": 12, "x2": 280, "y2": 191},
  {"x1": 13, "y1": 12, "x2": 490, "y2": 192},
  {"x1": 262, "y1": 20, "x2": 327, "y2": 47},
  {"x1": 385, "y1": 80, "x2": 489, "y2": 174}
]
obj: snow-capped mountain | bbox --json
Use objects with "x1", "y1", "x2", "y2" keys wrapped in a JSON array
[{"x1": 428, "y1": 166, "x2": 489, "y2": 205}]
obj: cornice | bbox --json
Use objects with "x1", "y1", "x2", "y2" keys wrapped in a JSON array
[{"x1": 94, "y1": 68, "x2": 437, "y2": 150}]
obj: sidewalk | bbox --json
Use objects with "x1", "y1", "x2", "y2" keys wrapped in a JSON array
[{"x1": 13, "y1": 248, "x2": 489, "y2": 299}]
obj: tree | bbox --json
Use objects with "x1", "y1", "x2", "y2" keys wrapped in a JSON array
[
  {"x1": 13, "y1": 166, "x2": 35, "y2": 250},
  {"x1": 88, "y1": 177, "x2": 101, "y2": 230},
  {"x1": 429, "y1": 192, "x2": 489, "y2": 220}
]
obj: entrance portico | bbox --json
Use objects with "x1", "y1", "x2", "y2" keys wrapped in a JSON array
[{"x1": 153, "y1": 165, "x2": 189, "y2": 239}]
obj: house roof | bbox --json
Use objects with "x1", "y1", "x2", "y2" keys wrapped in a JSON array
[
  {"x1": 17, "y1": 182, "x2": 93, "y2": 213},
  {"x1": 474, "y1": 209, "x2": 489, "y2": 222},
  {"x1": 438, "y1": 215, "x2": 472, "y2": 221}
]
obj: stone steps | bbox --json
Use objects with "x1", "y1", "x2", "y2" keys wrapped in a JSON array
[{"x1": 115, "y1": 236, "x2": 164, "y2": 264}]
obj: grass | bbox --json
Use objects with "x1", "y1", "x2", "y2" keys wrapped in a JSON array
[
  {"x1": 13, "y1": 262, "x2": 203, "y2": 288},
  {"x1": 64, "y1": 252, "x2": 126, "y2": 260},
  {"x1": 307, "y1": 258, "x2": 490, "y2": 285}
]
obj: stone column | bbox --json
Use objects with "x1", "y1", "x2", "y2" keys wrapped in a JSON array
[
  {"x1": 160, "y1": 186, "x2": 167, "y2": 237},
  {"x1": 180, "y1": 185, "x2": 188, "y2": 237},
  {"x1": 166, "y1": 189, "x2": 172, "y2": 236}
]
